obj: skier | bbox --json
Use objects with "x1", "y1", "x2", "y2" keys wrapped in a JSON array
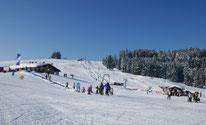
[
  {"x1": 76, "y1": 83, "x2": 80, "y2": 92},
  {"x1": 90, "y1": 85, "x2": 93, "y2": 93},
  {"x1": 110, "y1": 88, "x2": 113, "y2": 95},
  {"x1": 82, "y1": 87, "x2": 86, "y2": 93},
  {"x1": 194, "y1": 92, "x2": 200, "y2": 102},
  {"x1": 49, "y1": 75, "x2": 51, "y2": 81},
  {"x1": 188, "y1": 92, "x2": 192, "y2": 102},
  {"x1": 99, "y1": 83, "x2": 104, "y2": 95},
  {"x1": 73, "y1": 82, "x2": 76, "y2": 89},
  {"x1": 45, "y1": 74, "x2": 48, "y2": 79},
  {"x1": 88, "y1": 85, "x2": 93, "y2": 95},
  {"x1": 96, "y1": 85, "x2": 99, "y2": 94},
  {"x1": 167, "y1": 90, "x2": 171, "y2": 100},
  {"x1": 146, "y1": 89, "x2": 149, "y2": 94},
  {"x1": 105, "y1": 83, "x2": 111, "y2": 95},
  {"x1": 66, "y1": 82, "x2": 69, "y2": 88}
]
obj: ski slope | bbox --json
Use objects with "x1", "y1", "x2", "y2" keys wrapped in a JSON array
[{"x1": 0, "y1": 59, "x2": 206, "y2": 125}]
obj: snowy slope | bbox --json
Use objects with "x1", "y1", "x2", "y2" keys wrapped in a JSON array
[{"x1": 0, "y1": 59, "x2": 206, "y2": 125}]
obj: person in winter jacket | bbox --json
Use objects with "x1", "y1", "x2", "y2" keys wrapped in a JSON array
[
  {"x1": 110, "y1": 88, "x2": 113, "y2": 95},
  {"x1": 200, "y1": 92, "x2": 202, "y2": 97},
  {"x1": 73, "y1": 82, "x2": 76, "y2": 89},
  {"x1": 99, "y1": 83, "x2": 104, "y2": 95},
  {"x1": 66, "y1": 82, "x2": 69, "y2": 88},
  {"x1": 88, "y1": 85, "x2": 93, "y2": 95},
  {"x1": 105, "y1": 83, "x2": 111, "y2": 95},
  {"x1": 49, "y1": 76, "x2": 51, "y2": 81},
  {"x1": 194, "y1": 92, "x2": 200, "y2": 102},
  {"x1": 188, "y1": 92, "x2": 192, "y2": 102},
  {"x1": 167, "y1": 90, "x2": 171, "y2": 100},
  {"x1": 76, "y1": 83, "x2": 80, "y2": 92},
  {"x1": 82, "y1": 87, "x2": 86, "y2": 93},
  {"x1": 96, "y1": 86, "x2": 99, "y2": 94}
]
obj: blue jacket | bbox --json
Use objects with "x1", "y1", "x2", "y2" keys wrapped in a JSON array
[
  {"x1": 99, "y1": 83, "x2": 104, "y2": 91},
  {"x1": 105, "y1": 83, "x2": 111, "y2": 90}
]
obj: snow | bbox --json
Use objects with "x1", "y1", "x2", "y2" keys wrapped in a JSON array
[
  {"x1": 9, "y1": 63, "x2": 38, "y2": 70},
  {"x1": 0, "y1": 59, "x2": 206, "y2": 125}
]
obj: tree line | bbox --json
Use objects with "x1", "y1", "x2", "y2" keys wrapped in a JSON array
[{"x1": 102, "y1": 48, "x2": 206, "y2": 88}]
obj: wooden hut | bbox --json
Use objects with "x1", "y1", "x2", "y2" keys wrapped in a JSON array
[
  {"x1": 169, "y1": 85, "x2": 185, "y2": 96},
  {"x1": 36, "y1": 63, "x2": 61, "y2": 75}
]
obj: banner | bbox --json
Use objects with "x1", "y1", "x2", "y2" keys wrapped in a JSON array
[{"x1": 16, "y1": 54, "x2": 21, "y2": 65}]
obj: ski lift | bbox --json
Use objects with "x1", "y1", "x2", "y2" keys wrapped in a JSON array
[{"x1": 101, "y1": 74, "x2": 110, "y2": 84}]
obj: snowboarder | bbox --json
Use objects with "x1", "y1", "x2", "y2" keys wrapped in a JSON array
[
  {"x1": 105, "y1": 83, "x2": 111, "y2": 95},
  {"x1": 82, "y1": 87, "x2": 86, "y2": 93}
]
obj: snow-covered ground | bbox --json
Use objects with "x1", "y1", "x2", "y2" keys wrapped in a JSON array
[{"x1": 0, "y1": 59, "x2": 206, "y2": 125}]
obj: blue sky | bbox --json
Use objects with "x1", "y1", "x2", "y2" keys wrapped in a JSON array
[{"x1": 0, "y1": 0, "x2": 206, "y2": 61}]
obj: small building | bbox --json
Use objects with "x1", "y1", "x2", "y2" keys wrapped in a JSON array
[
  {"x1": 9, "y1": 63, "x2": 61, "y2": 75},
  {"x1": 35, "y1": 63, "x2": 61, "y2": 75},
  {"x1": 169, "y1": 85, "x2": 185, "y2": 96}
]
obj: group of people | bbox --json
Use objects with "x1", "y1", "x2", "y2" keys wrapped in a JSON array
[
  {"x1": 96, "y1": 82, "x2": 113, "y2": 95},
  {"x1": 167, "y1": 89, "x2": 201, "y2": 103},
  {"x1": 65, "y1": 82, "x2": 113, "y2": 95},
  {"x1": 188, "y1": 92, "x2": 201, "y2": 102}
]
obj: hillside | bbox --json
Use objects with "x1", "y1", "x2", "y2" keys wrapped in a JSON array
[{"x1": 0, "y1": 59, "x2": 206, "y2": 125}]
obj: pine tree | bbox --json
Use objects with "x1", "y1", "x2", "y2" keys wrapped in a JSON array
[
  {"x1": 102, "y1": 48, "x2": 206, "y2": 88},
  {"x1": 50, "y1": 51, "x2": 61, "y2": 59}
]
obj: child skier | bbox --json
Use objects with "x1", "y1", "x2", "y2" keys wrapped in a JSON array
[
  {"x1": 82, "y1": 87, "x2": 86, "y2": 93},
  {"x1": 76, "y1": 83, "x2": 80, "y2": 92},
  {"x1": 200, "y1": 92, "x2": 202, "y2": 97},
  {"x1": 96, "y1": 86, "x2": 99, "y2": 94},
  {"x1": 88, "y1": 85, "x2": 93, "y2": 95},
  {"x1": 188, "y1": 92, "x2": 192, "y2": 102}
]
